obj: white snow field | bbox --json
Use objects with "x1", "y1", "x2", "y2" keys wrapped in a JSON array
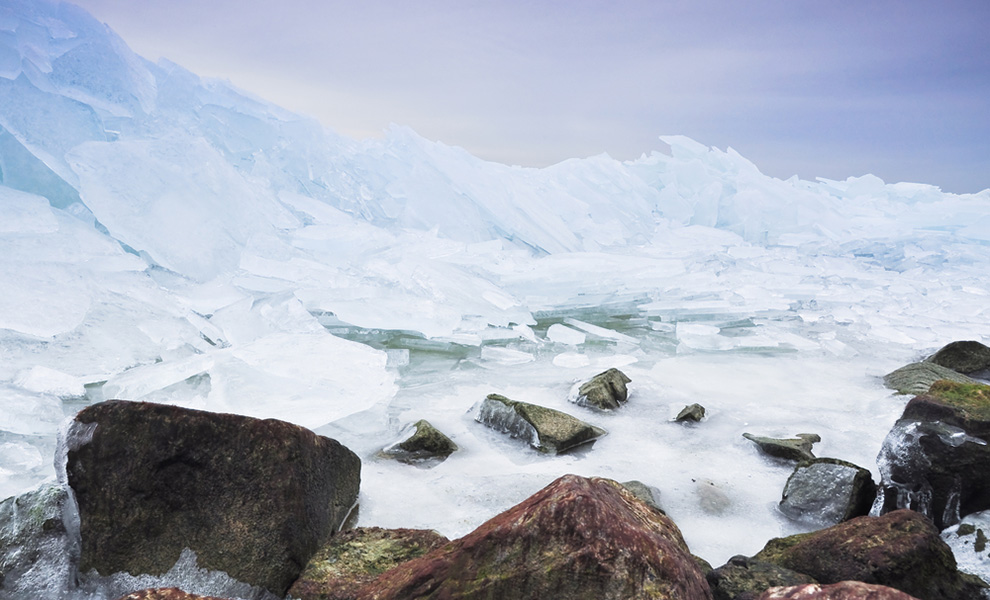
[{"x1": 1, "y1": 0, "x2": 990, "y2": 596}]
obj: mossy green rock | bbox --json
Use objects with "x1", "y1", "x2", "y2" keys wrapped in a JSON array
[
  {"x1": 883, "y1": 361, "x2": 977, "y2": 395},
  {"x1": 676, "y1": 404, "x2": 706, "y2": 422},
  {"x1": 927, "y1": 340, "x2": 990, "y2": 375},
  {"x1": 288, "y1": 527, "x2": 448, "y2": 600},
  {"x1": 357, "y1": 475, "x2": 713, "y2": 599},
  {"x1": 380, "y1": 420, "x2": 457, "y2": 465},
  {"x1": 874, "y1": 381, "x2": 990, "y2": 528},
  {"x1": 779, "y1": 458, "x2": 876, "y2": 525},
  {"x1": 706, "y1": 555, "x2": 816, "y2": 600},
  {"x1": 742, "y1": 433, "x2": 820, "y2": 462},
  {"x1": 575, "y1": 368, "x2": 631, "y2": 410},
  {"x1": 65, "y1": 400, "x2": 361, "y2": 597},
  {"x1": 477, "y1": 394, "x2": 607, "y2": 454},
  {"x1": 753, "y1": 509, "x2": 987, "y2": 600}
]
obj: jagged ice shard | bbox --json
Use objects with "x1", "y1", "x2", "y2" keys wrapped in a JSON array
[{"x1": 1, "y1": 0, "x2": 990, "y2": 597}]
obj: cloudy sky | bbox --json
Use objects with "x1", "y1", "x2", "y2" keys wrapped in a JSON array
[{"x1": 71, "y1": 0, "x2": 990, "y2": 193}]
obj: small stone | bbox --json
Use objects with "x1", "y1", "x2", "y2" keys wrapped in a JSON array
[
  {"x1": 477, "y1": 394, "x2": 607, "y2": 454},
  {"x1": 743, "y1": 433, "x2": 820, "y2": 462},
  {"x1": 675, "y1": 403, "x2": 706, "y2": 422},
  {"x1": 380, "y1": 419, "x2": 457, "y2": 465},
  {"x1": 977, "y1": 528, "x2": 988, "y2": 553},
  {"x1": 620, "y1": 480, "x2": 665, "y2": 514},
  {"x1": 574, "y1": 368, "x2": 631, "y2": 410}
]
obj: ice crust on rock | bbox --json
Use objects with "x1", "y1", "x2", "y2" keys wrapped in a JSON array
[{"x1": 1, "y1": 1, "x2": 990, "y2": 597}]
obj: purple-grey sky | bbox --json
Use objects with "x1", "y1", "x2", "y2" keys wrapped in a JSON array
[{"x1": 70, "y1": 0, "x2": 990, "y2": 193}]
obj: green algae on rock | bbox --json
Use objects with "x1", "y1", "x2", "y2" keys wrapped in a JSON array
[
  {"x1": 379, "y1": 420, "x2": 458, "y2": 465},
  {"x1": 573, "y1": 368, "x2": 632, "y2": 410},
  {"x1": 476, "y1": 394, "x2": 607, "y2": 454},
  {"x1": 883, "y1": 362, "x2": 977, "y2": 396}
]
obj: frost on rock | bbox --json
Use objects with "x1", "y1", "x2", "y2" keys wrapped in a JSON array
[{"x1": 476, "y1": 394, "x2": 607, "y2": 454}]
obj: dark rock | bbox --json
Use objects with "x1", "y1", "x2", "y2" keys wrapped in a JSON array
[
  {"x1": 874, "y1": 381, "x2": 990, "y2": 529},
  {"x1": 755, "y1": 581, "x2": 922, "y2": 599},
  {"x1": 0, "y1": 482, "x2": 75, "y2": 598},
  {"x1": 743, "y1": 433, "x2": 820, "y2": 462},
  {"x1": 753, "y1": 509, "x2": 987, "y2": 600},
  {"x1": 574, "y1": 368, "x2": 631, "y2": 410},
  {"x1": 779, "y1": 459, "x2": 876, "y2": 526},
  {"x1": 356, "y1": 474, "x2": 713, "y2": 599},
  {"x1": 476, "y1": 394, "x2": 607, "y2": 454},
  {"x1": 882, "y1": 362, "x2": 977, "y2": 396},
  {"x1": 65, "y1": 400, "x2": 361, "y2": 597},
  {"x1": 927, "y1": 340, "x2": 990, "y2": 375},
  {"x1": 707, "y1": 555, "x2": 816, "y2": 600},
  {"x1": 676, "y1": 403, "x2": 707, "y2": 422},
  {"x1": 288, "y1": 527, "x2": 448, "y2": 600},
  {"x1": 379, "y1": 420, "x2": 457, "y2": 465},
  {"x1": 114, "y1": 589, "x2": 231, "y2": 600},
  {"x1": 621, "y1": 480, "x2": 665, "y2": 514}
]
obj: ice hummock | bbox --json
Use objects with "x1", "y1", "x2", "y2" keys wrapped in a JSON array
[{"x1": 0, "y1": 0, "x2": 989, "y2": 597}]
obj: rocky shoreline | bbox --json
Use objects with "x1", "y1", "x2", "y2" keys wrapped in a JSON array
[{"x1": 2, "y1": 341, "x2": 990, "y2": 600}]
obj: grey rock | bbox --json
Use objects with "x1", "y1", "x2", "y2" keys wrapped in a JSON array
[
  {"x1": 707, "y1": 555, "x2": 816, "y2": 600},
  {"x1": 380, "y1": 420, "x2": 457, "y2": 465},
  {"x1": 676, "y1": 403, "x2": 706, "y2": 422},
  {"x1": 620, "y1": 480, "x2": 665, "y2": 514},
  {"x1": 0, "y1": 482, "x2": 75, "y2": 599},
  {"x1": 927, "y1": 340, "x2": 990, "y2": 375},
  {"x1": 574, "y1": 368, "x2": 631, "y2": 410},
  {"x1": 743, "y1": 433, "x2": 820, "y2": 462},
  {"x1": 779, "y1": 458, "x2": 876, "y2": 526},
  {"x1": 476, "y1": 394, "x2": 607, "y2": 454},
  {"x1": 883, "y1": 361, "x2": 977, "y2": 395}
]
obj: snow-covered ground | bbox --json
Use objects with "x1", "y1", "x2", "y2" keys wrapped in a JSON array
[{"x1": 1, "y1": 0, "x2": 990, "y2": 586}]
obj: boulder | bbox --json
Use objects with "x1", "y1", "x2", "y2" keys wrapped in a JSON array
[
  {"x1": 874, "y1": 381, "x2": 990, "y2": 528},
  {"x1": 779, "y1": 459, "x2": 876, "y2": 526},
  {"x1": 573, "y1": 368, "x2": 631, "y2": 410},
  {"x1": 357, "y1": 474, "x2": 713, "y2": 599},
  {"x1": 756, "y1": 582, "x2": 921, "y2": 599},
  {"x1": 64, "y1": 400, "x2": 361, "y2": 597},
  {"x1": 927, "y1": 340, "x2": 990, "y2": 375},
  {"x1": 743, "y1": 433, "x2": 820, "y2": 462},
  {"x1": 288, "y1": 527, "x2": 448, "y2": 600},
  {"x1": 882, "y1": 362, "x2": 977, "y2": 396},
  {"x1": 676, "y1": 404, "x2": 707, "y2": 422},
  {"x1": 0, "y1": 482, "x2": 75, "y2": 598},
  {"x1": 476, "y1": 394, "x2": 607, "y2": 454},
  {"x1": 114, "y1": 590, "x2": 231, "y2": 600},
  {"x1": 379, "y1": 420, "x2": 457, "y2": 465},
  {"x1": 753, "y1": 509, "x2": 987, "y2": 600},
  {"x1": 707, "y1": 555, "x2": 816, "y2": 600}
]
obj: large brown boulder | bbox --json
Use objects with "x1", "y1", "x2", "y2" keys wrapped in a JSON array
[
  {"x1": 753, "y1": 509, "x2": 986, "y2": 600},
  {"x1": 874, "y1": 381, "x2": 990, "y2": 528},
  {"x1": 64, "y1": 400, "x2": 361, "y2": 597},
  {"x1": 288, "y1": 527, "x2": 449, "y2": 600},
  {"x1": 357, "y1": 474, "x2": 712, "y2": 599},
  {"x1": 114, "y1": 589, "x2": 232, "y2": 600},
  {"x1": 756, "y1": 581, "x2": 920, "y2": 599}
]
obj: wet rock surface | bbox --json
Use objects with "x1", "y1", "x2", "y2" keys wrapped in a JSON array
[
  {"x1": 707, "y1": 555, "x2": 816, "y2": 600},
  {"x1": 755, "y1": 581, "x2": 921, "y2": 599},
  {"x1": 288, "y1": 527, "x2": 449, "y2": 600},
  {"x1": 476, "y1": 394, "x2": 607, "y2": 454},
  {"x1": 114, "y1": 589, "x2": 232, "y2": 600},
  {"x1": 874, "y1": 381, "x2": 990, "y2": 529},
  {"x1": 754, "y1": 509, "x2": 987, "y2": 600},
  {"x1": 779, "y1": 458, "x2": 876, "y2": 526},
  {"x1": 743, "y1": 433, "x2": 820, "y2": 462},
  {"x1": 0, "y1": 482, "x2": 74, "y2": 599},
  {"x1": 356, "y1": 474, "x2": 713, "y2": 600},
  {"x1": 65, "y1": 400, "x2": 361, "y2": 597},
  {"x1": 574, "y1": 368, "x2": 631, "y2": 410}
]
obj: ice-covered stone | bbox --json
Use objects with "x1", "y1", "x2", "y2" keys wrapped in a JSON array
[
  {"x1": 571, "y1": 368, "x2": 631, "y2": 410},
  {"x1": 779, "y1": 458, "x2": 876, "y2": 526},
  {"x1": 475, "y1": 394, "x2": 607, "y2": 454}
]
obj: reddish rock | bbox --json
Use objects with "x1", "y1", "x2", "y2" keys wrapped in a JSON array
[
  {"x1": 65, "y1": 400, "x2": 361, "y2": 597},
  {"x1": 754, "y1": 509, "x2": 986, "y2": 600},
  {"x1": 756, "y1": 581, "x2": 920, "y2": 599},
  {"x1": 288, "y1": 527, "x2": 449, "y2": 600},
  {"x1": 357, "y1": 474, "x2": 712, "y2": 600},
  {"x1": 114, "y1": 589, "x2": 231, "y2": 600}
]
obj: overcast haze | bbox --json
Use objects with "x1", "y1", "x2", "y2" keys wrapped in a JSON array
[{"x1": 69, "y1": 0, "x2": 990, "y2": 193}]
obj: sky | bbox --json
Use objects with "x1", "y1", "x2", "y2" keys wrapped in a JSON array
[{"x1": 68, "y1": 0, "x2": 990, "y2": 193}]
